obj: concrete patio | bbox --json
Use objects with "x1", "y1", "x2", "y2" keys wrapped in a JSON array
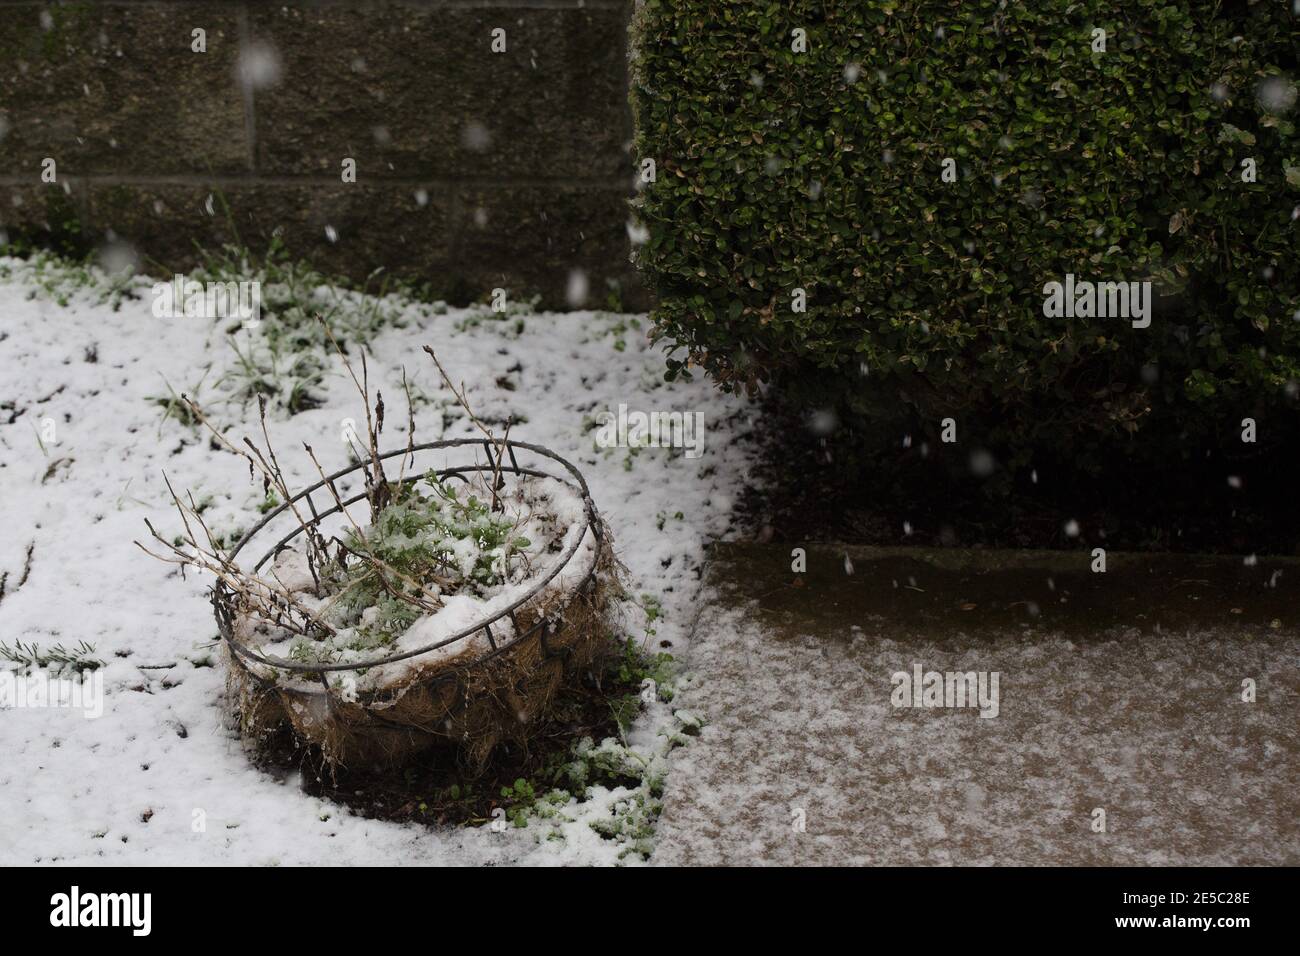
[{"x1": 653, "y1": 544, "x2": 1300, "y2": 865}]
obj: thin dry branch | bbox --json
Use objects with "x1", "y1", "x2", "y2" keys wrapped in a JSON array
[
  {"x1": 317, "y1": 316, "x2": 390, "y2": 520},
  {"x1": 136, "y1": 480, "x2": 336, "y2": 642},
  {"x1": 180, "y1": 392, "x2": 331, "y2": 580},
  {"x1": 396, "y1": 367, "x2": 417, "y2": 485},
  {"x1": 422, "y1": 344, "x2": 511, "y2": 512}
]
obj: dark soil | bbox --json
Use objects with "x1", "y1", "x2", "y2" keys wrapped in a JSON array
[
  {"x1": 249, "y1": 665, "x2": 643, "y2": 829},
  {"x1": 736, "y1": 395, "x2": 1300, "y2": 556}
]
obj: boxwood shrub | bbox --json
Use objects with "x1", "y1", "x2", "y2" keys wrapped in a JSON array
[{"x1": 630, "y1": 0, "x2": 1300, "y2": 471}]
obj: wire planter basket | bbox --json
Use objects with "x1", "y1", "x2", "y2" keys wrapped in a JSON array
[{"x1": 213, "y1": 437, "x2": 618, "y2": 770}]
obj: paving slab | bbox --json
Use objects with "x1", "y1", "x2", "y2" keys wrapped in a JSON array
[{"x1": 653, "y1": 544, "x2": 1300, "y2": 865}]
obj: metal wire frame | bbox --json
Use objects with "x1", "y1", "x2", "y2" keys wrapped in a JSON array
[{"x1": 212, "y1": 438, "x2": 604, "y2": 679}]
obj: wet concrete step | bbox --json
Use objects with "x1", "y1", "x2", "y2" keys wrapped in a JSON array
[{"x1": 711, "y1": 544, "x2": 1298, "y2": 637}]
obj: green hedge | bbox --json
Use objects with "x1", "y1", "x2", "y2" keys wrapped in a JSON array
[{"x1": 630, "y1": 0, "x2": 1300, "y2": 468}]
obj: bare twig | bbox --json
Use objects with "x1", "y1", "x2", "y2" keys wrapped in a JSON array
[
  {"x1": 180, "y1": 392, "x2": 331, "y2": 581},
  {"x1": 317, "y1": 316, "x2": 390, "y2": 520},
  {"x1": 136, "y1": 501, "x2": 335, "y2": 641},
  {"x1": 422, "y1": 344, "x2": 510, "y2": 512},
  {"x1": 396, "y1": 367, "x2": 417, "y2": 485}
]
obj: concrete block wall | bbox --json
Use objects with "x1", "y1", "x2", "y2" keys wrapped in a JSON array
[{"x1": 0, "y1": 0, "x2": 645, "y2": 309}]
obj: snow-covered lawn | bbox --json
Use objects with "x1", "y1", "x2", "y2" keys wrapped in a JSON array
[{"x1": 0, "y1": 256, "x2": 755, "y2": 865}]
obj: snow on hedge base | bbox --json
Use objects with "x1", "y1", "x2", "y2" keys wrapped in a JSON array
[{"x1": 215, "y1": 441, "x2": 620, "y2": 770}]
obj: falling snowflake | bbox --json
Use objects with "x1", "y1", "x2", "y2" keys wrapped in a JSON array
[
  {"x1": 969, "y1": 449, "x2": 996, "y2": 478},
  {"x1": 808, "y1": 409, "x2": 837, "y2": 436},
  {"x1": 1256, "y1": 76, "x2": 1297, "y2": 115},
  {"x1": 236, "y1": 40, "x2": 282, "y2": 92},
  {"x1": 565, "y1": 270, "x2": 589, "y2": 308},
  {"x1": 96, "y1": 241, "x2": 139, "y2": 276},
  {"x1": 461, "y1": 121, "x2": 492, "y2": 152}
]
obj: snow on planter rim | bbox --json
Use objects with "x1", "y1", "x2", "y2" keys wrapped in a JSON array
[{"x1": 215, "y1": 437, "x2": 603, "y2": 677}]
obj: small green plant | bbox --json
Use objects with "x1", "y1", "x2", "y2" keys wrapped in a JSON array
[
  {"x1": 603, "y1": 635, "x2": 678, "y2": 739},
  {"x1": 219, "y1": 333, "x2": 327, "y2": 416},
  {"x1": 616, "y1": 636, "x2": 675, "y2": 703},
  {"x1": 319, "y1": 472, "x2": 533, "y2": 648},
  {"x1": 638, "y1": 594, "x2": 665, "y2": 645},
  {"x1": 498, "y1": 710, "x2": 701, "y2": 861},
  {"x1": 148, "y1": 394, "x2": 198, "y2": 429},
  {"x1": 588, "y1": 790, "x2": 662, "y2": 859},
  {"x1": 146, "y1": 370, "x2": 214, "y2": 435},
  {"x1": 604, "y1": 280, "x2": 626, "y2": 314},
  {"x1": 0, "y1": 250, "x2": 135, "y2": 310},
  {"x1": 186, "y1": 226, "x2": 420, "y2": 415},
  {"x1": 500, "y1": 778, "x2": 538, "y2": 827},
  {"x1": 0, "y1": 639, "x2": 103, "y2": 675},
  {"x1": 453, "y1": 293, "x2": 541, "y2": 335},
  {"x1": 209, "y1": 525, "x2": 246, "y2": 553},
  {"x1": 654, "y1": 510, "x2": 685, "y2": 531}
]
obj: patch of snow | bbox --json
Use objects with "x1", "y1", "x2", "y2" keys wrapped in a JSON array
[{"x1": 0, "y1": 256, "x2": 756, "y2": 865}]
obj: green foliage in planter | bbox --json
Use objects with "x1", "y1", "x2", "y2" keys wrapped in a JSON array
[
  {"x1": 327, "y1": 474, "x2": 532, "y2": 646},
  {"x1": 630, "y1": 0, "x2": 1300, "y2": 468}
]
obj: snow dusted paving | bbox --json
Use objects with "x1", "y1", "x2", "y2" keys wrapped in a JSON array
[
  {"x1": 654, "y1": 545, "x2": 1300, "y2": 865},
  {"x1": 0, "y1": 259, "x2": 754, "y2": 865}
]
